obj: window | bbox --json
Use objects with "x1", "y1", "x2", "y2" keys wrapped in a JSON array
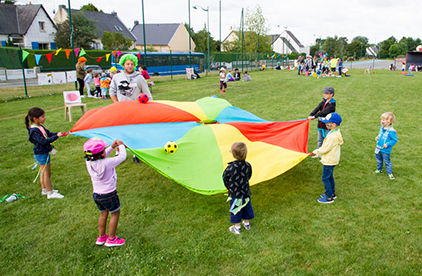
[
  {"x1": 114, "y1": 25, "x2": 123, "y2": 31},
  {"x1": 39, "y1": 43, "x2": 48, "y2": 50},
  {"x1": 38, "y1": 21, "x2": 45, "y2": 32},
  {"x1": 161, "y1": 46, "x2": 167, "y2": 52}
]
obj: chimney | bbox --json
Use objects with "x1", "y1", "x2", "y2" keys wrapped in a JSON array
[
  {"x1": 111, "y1": 11, "x2": 117, "y2": 16},
  {"x1": 134, "y1": 20, "x2": 139, "y2": 26}
]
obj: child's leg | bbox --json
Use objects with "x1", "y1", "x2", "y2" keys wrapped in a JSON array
[
  {"x1": 96, "y1": 86, "x2": 101, "y2": 97},
  {"x1": 375, "y1": 152, "x2": 384, "y2": 171},
  {"x1": 85, "y1": 82, "x2": 90, "y2": 95},
  {"x1": 329, "y1": 166, "x2": 336, "y2": 196},
  {"x1": 108, "y1": 210, "x2": 120, "y2": 239},
  {"x1": 220, "y1": 81, "x2": 223, "y2": 91},
  {"x1": 40, "y1": 163, "x2": 53, "y2": 192},
  {"x1": 322, "y1": 165, "x2": 335, "y2": 199},
  {"x1": 98, "y1": 211, "x2": 109, "y2": 237},
  {"x1": 382, "y1": 153, "x2": 393, "y2": 174}
]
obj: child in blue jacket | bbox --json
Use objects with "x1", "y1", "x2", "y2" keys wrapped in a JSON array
[{"x1": 373, "y1": 112, "x2": 398, "y2": 179}]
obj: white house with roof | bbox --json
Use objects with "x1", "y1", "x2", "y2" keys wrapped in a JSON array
[
  {"x1": 131, "y1": 22, "x2": 195, "y2": 53},
  {"x1": 271, "y1": 30, "x2": 309, "y2": 55},
  {"x1": 53, "y1": 5, "x2": 136, "y2": 50},
  {"x1": 0, "y1": 3, "x2": 57, "y2": 49}
]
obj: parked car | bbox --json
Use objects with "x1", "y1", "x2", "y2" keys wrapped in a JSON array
[
  {"x1": 210, "y1": 62, "x2": 227, "y2": 70},
  {"x1": 84, "y1": 65, "x2": 103, "y2": 75}
]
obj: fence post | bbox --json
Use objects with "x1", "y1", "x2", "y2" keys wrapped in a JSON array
[
  {"x1": 19, "y1": 48, "x2": 28, "y2": 97},
  {"x1": 170, "y1": 50, "x2": 173, "y2": 80}
]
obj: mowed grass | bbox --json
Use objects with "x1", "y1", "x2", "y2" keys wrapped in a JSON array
[{"x1": 1, "y1": 69, "x2": 422, "y2": 275}]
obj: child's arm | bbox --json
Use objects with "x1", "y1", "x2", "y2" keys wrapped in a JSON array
[
  {"x1": 309, "y1": 101, "x2": 324, "y2": 117},
  {"x1": 384, "y1": 131, "x2": 398, "y2": 148},
  {"x1": 31, "y1": 128, "x2": 60, "y2": 145},
  {"x1": 313, "y1": 136, "x2": 337, "y2": 155},
  {"x1": 316, "y1": 102, "x2": 336, "y2": 118},
  {"x1": 105, "y1": 143, "x2": 127, "y2": 167},
  {"x1": 222, "y1": 166, "x2": 232, "y2": 190}
]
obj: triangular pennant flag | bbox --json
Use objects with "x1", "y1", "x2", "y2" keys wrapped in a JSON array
[
  {"x1": 105, "y1": 53, "x2": 110, "y2": 61},
  {"x1": 35, "y1": 54, "x2": 42, "y2": 65},
  {"x1": 117, "y1": 50, "x2": 122, "y2": 57},
  {"x1": 55, "y1": 48, "x2": 62, "y2": 55},
  {"x1": 65, "y1": 49, "x2": 71, "y2": 59},
  {"x1": 112, "y1": 50, "x2": 116, "y2": 57},
  {"x1": 96, "y1": 57, "x2": 103, "y2": 62},
  {"x1": 137, "y1": 52, "x2": 141, "y2": 60},
  {"x1": 46, "y1": 53, "x2": 53, "y2": 63},
  {"x1": 75, "y1": 48, "x2": 80, "y2": 57},
  {"x1": 22, "y1": 49, "x2": 30, "y2": 62},
  {"x1": 79, "y1": 48, "x2": 86, "y2": 57}
]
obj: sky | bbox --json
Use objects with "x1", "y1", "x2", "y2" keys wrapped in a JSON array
[{"x1": 21, "y1": 0, "x2": 422, "y2": 48}]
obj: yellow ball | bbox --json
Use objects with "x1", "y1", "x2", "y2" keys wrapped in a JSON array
[{"x1": 164, "y1": 141, "x2": 178, "y2": 154}]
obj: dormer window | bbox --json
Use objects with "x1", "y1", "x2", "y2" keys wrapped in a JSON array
[
  {"x1": 114, "y1": 25, "x2": 123, "y2": 31},
  {"x1": 39, "y1": 21, "x2": 45, "y2": 32}
]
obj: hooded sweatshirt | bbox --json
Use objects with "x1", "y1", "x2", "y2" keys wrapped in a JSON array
[
  {"x1": 86, "y1": 145, "x2": 127, "y2": 194},
  {"x1": 313, "y1": 129, "x2": 344, "y2": 165},
  {"x1": 109, "y1": 71, "x2": 152, "y2": 102}
]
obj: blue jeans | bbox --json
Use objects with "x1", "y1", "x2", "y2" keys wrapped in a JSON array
[
  {"x1": 317, "y1": 128, "x2": 330, "y2": 148},
  {"x1": 322, "y1": 165, "x2": 336, "y2": 198},
  {"x1": 375, "y1": 152, "x2": 393, "y2": 174},
  {"x1": 338, "y1": 67, "x2": 342, "y2": 76}
]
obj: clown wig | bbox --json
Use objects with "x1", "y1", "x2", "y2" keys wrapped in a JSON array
[{"x1": 119, "y1": 54, "x2": 138, "y2": 67}]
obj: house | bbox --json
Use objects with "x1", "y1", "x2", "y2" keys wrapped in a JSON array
[
  {"x1": 53, "y1": 5, "x2": 136, "y2": 50},
  {"x1": 0, "y1": 3, "x2": 57, "y2": 49},
  {"x1": 271, "y1": 30, "x2": 309, "y2": 55},
  {"x1": 131, "y1": 22, "x2": 195, "y2": 53}
]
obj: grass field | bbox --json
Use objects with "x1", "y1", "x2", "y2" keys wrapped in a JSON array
[{"x1": 1, "y1": 69, "x2": 422, "y2": 275}]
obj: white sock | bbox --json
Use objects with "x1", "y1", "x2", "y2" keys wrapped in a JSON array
[
  {"x1": 47, "y1": 190, "x2": 54, "y2": 195},
  {"x1": 244, "y1": 222, "x2": 250, "y2": 226},
  {"x1": 235, "y1": 225, "x2": 241, "y2": 230},
  {"x1": 42, "y1": 188, "x2": 47, "y2": 193}
]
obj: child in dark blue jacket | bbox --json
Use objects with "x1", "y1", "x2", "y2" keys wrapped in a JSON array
[{"x1": 26, "y1": 107, "x2": 65, "y2": 199}]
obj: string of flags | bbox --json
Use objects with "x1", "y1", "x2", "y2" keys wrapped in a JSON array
[{"x1": 21, "y1": 47, "x2": 123, "y2": 65}]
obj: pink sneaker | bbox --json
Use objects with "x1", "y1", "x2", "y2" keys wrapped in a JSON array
[
  {"x1": 104, "y1": 235, "x2": 125, "y2": 247},
  {"x1": 96, "y1": 234, "x2": 108, "y2": 245}
]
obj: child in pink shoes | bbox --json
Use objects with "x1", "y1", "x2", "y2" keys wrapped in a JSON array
[{"x1": 84, "y1": 138, "x2": 127, "y2": 247}]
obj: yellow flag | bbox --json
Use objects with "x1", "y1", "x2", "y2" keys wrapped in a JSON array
[
  {"x1": 55, "y1": 48, "x2": 62, "y2": 55},
  {"x1": 106, "y1": 54, "x2": 110, "y2": 61}
]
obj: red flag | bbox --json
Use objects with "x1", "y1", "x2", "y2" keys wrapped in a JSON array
[
  {"x1": 137, "y1": 52, "x2": 141, "y2": 60},
  {"x1": 112, "y1": 50, "x2": 116, "y2": 57},
  {"x1": 46, "y1": 53, "x2": 53, "y2": 63},
  {"x1": 96, "y1": 57, "x2": 103, "y2": 62}
]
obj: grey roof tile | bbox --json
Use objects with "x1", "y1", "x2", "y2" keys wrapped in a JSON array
[{"x1": 131, "y1": 23, "x2": 180, "y2": 45}]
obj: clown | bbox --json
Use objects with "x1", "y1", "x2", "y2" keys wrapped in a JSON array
[{"x1": 109, "y1": 54, "x2": 152, "y2": 103}]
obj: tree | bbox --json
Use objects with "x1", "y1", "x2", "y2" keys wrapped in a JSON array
[
  {"x1": 345, "y1": 41, "x2": 365, "y2": 59},
  {"x1": 352, "y1": 36, "x2": 369, "y2": 45},
  {"x1": 309, "y1": 44, "x2": 320, "y2": 56},
  {"x1": 184, "y1": 23, "x2": 219, "y2": 52},
  {"x1": 379, "y1": 36, "x2": 397, "y2": 58},
  {"x1": 101, "y1": 31, "x2": 133, "y2": 50},
  {"x1": 81, "y1": 3, "x2": 103, "y2": 12},
  {"x1": 242, "y1": 5, "x2": 271, "y2": 53},
  {"x1": 389, "y1": 43, "x2": 406, "y2": 57},
  {"x1": 54, "y1": 12, "x2": 98, "y2": 49},
  {"x1": 322, "y1": 36, "x2": 346, "y2": 58},
  {"x1": 1, "y1": 0, "x2": 16, "y2": 4}
]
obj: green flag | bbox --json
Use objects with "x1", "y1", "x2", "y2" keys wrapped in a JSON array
[
  {"x1": 22, "y1": 50, "x2": 30, "y2": 62},
  {"x1": 79, "y1": 48, "x2": 86, "y2": 57}
]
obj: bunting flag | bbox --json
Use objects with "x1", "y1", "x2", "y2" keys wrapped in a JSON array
[
  {"x1": 96, "y1": 57, "x2": 103, "y2": 62},
  {"x1": 79, "y1": 48, "x2": 86, "y2": 57},
  {"x1": 21, "y1": 49, "x2": 30, "y2": 62},
  {"x1": 55, "y1": 48, "x2": 62, "y2": 55},
  {"x1": 112, "y1": 50, "x2": 116, "y2": 57},
  {"x1": 65, "y1": 49, "x2": 71, "y2": 59},
  {"x1": 106, "y1": 53, "x2": 110, "y2": 61},
  {"x1": 75, "y1": 48, "x2": 80, "y2": 57},
  {"x1": 117, "y1": 50, "x2": 122, "y2": 57},
  {"x1": 137, "y1": 52, "x2": 141, "y2": 60},
  {"x1": 46, "y1": 53, "x2": 53, "y2": 63},
  {"x1": 35, "y1": 54, "x2": 42, "y2": 65}
]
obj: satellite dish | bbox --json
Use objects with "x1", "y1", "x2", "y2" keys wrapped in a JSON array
[{"x1": 416, "y1": 45, "x2": 422, "y2": 52}]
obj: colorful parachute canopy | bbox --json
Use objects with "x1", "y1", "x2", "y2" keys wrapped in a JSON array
[{"x1": 70, "y1": 97, "x2": 310, "y2": 195}]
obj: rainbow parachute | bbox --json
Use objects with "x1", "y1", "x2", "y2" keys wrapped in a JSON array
[{"x1": 70, "y1": 97, "x2": 310, "y2": 195}]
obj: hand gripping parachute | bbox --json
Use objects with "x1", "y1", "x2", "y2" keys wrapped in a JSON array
[{"x1": 70, "y1": 97, "x2": 310, "y2": 195}]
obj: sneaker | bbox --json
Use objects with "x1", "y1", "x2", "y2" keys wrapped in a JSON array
[
  {"x1": 242, "y1": 221, "x2": 251, "y2": 230},
  {"x1": 229, "y1": 225, "x2": 241, "y2": 235},
  {"x1": 388, "y1": 174, "x2": 395, "y2": 180},
  {"x1": 104, "y1": 235, "x2": 125, "y2": 247},
  {"x1": 47, "y1": 191, "x2": 64, "y2": 199},
  {"x1": 132, "y1": 155, "x2": 143, "y2": 164},
  {"x1": 320, "y1": 194, "x2": 337, "y2": 199},
  {"x1": 312, "y1": 154, "x2": 321, "y2": 159},
  {"x1": 41, "y1": 189, "x2": 58, "y2": 195},
  {"x1": 80, "y1": 95, "x2": 86, "y2": 98},
  {"x1": 96, "y1": 234, "x2": 108, "y2": 245},
  {"x1": 220, "y1": 91, "x2": 225, "y2": 93},
  {"x1": 317, "y1": 197, "x2": 334, "y2": 204},
  {"x1": 373, "y1": 170, "x2": 382, "y2": 174}
]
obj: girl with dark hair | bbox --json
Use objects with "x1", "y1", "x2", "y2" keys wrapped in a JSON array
[{"x1": 25, "y1": 107, "x2": 65, "y2": 199}]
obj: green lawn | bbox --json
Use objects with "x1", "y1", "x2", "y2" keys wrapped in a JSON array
[{"x1": 1, "y1": 69, "x2": 422, "y2": 275}]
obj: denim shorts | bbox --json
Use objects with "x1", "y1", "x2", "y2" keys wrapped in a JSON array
[
  {"x1": 230, "y1": 198, "x2": 254, "y2": 224},
  {"x1": 93, "y1": 190, "x2": 120, "y2": 213},
  {"x1": 34, "y1": 153, "x2": 50, "y2": 166}
]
